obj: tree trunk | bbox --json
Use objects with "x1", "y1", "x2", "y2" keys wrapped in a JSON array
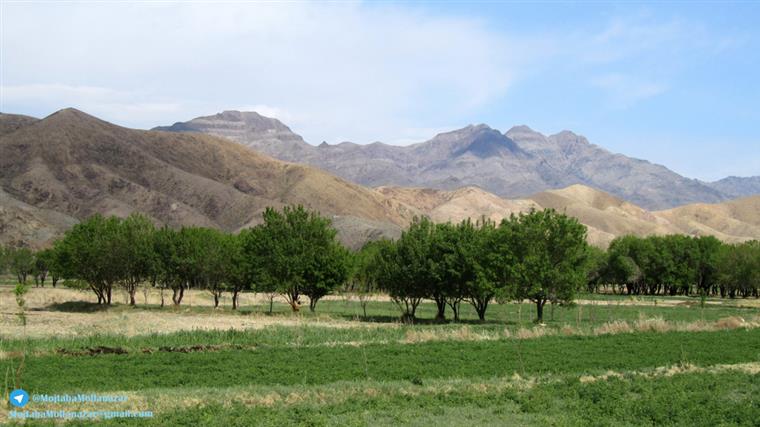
[
  {"x1": 269, "y1": 296, "x2": 274, "y2": 314},
  {"x1": 434, "y1": 296, "x2": 446, "y2": 322},
  {"x1": 535, "y1": 299, "x2": 545, "y2": 323},
  {"x1": 447, "y1": 299, "x2": 461, "y2": 322},
  {"x1": 129, "y1": 285, "x2": 136, "y2": 306},
  {"x1": 309, "y1": 297, "x2": 318, "y2": 312},
  {"x1": 232, "y1": 290, "x2": 239, "y2": 310},
  {"x1": 286, "y1": 291, "x2": 300, "y2": 312},
  {"x1": 401, "y1": 312, "x2": 415, "y2": 324},
  {"x1": 106, "y1": 286, "x2": 112, "y2": 305},
  {"x1": 213, "y1": 293, "x2": 219, "y2": 308}
]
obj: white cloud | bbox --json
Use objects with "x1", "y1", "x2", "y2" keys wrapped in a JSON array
[
  {"x1": 1, "y1": 2, "x2": 520, "y2": 142},
  {"x1": 1, "y1": 83, "x2": 183, "y2": 125},
  {"x1": 0, "y1": 2, "x2": 747, "y2": 151}
]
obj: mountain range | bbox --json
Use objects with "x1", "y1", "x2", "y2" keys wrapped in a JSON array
[
  {"x1": 156, "y1": 111, "x2": 759, "y2": 210},
  {"x1": 1, "y1": 108, "x2": 759, "y2": 250}
]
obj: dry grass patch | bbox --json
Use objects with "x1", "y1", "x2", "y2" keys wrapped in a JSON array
[
  {"x1": 594, "y1": 320, "x2": 632, "y2": 335},
  {"x1": 714, "y1": 316, "x2": 747, "y2": 329},
  {"x1": 633, "y1": 316, "x2": 670, "y2": 332},
  {"x1": 403, "y1": 326, "x2": 500, "y2": 344}
]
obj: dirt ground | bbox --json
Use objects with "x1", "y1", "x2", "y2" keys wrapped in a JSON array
[
  {"x1": 0, "y1": 287, "x2": 375, "y2": 339},
  {"x1": 2, "y1": 286, "x2": 757, "y2": 340}
]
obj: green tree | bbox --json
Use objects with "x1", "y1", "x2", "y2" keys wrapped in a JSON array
[
  {"x1": 9, "y1": 247, "x2": 35, "y2": 284},
  {"x1": 607, "y1": 235, "x2": 650, "y2": 295},
  {"x1": 55, "y1": 215, "x2": 123, "y2": 304},
  {"x1": 153, "y1": 226, "x2": 181, "y2": 307},
  {"x1": 509, "y1": 209, "x2": 589, "y2": 323},
  {"x1": 240, "y1": 226, "x2": 278, "y2": 313},
  {"x1": 717, "y1": 240, "x2": 760, "y2": 298},
  {"x1": 119, "y1": 213, "x2": 157, "y2": 306},
  {"x1": 32, "y1": 249, "x2": 52, "y2": 287},
  {"x1": 197, "y1": 228, "x2": 233, "y2": 309},
  {"x1": 171, "y1": 226, "x2": 212, "y2": 305},
  {"x1": 242, "y1": 205, "x2": 348, "y2": 312},
  {"x1": 431, "y1": 220, "x2": 482, "y2": 322},
  {"x1": 347, "y1": 240, "x2": 387, "y2": 318},
  {"x1": 584, "y1": 246, "x2": 607, "y2": 293},
  {"x1": 376, "y1": 217, "x2": 436, "y2": 323},
  {"x1": 224, "y1": 233, "x2": 250, "y2": 310},
  {"x1": 695, "y1": 236, "x2": 723, "y2": 296}
]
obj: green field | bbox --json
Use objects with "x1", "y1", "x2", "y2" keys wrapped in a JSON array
[{"x1": 1, "y1": 287, "x2": 759, "y2": 425}]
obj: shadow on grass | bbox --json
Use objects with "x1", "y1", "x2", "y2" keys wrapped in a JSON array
[
  {"x1": 332, "y1": 313, "x2": 507, "y2": 325},
  {"x1": 35, "y1": 301, "x2": 111, "y2": 313}
]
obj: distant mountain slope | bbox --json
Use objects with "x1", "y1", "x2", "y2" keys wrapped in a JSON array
[
  {"x1": 158, "y1": 111, "x2": 750, "y2": 210},
  {"x1": 504, "y1": 126, "x2": 727, "y2": 210},
  {"x1": 154, "y1": 111, "x2": 315, "y2": 162},
  {"x1": 0, "y1": 109, "x2": 414, "y2": 248},
  {"x1": 706, "y1": 176, "x2": 760, "y2": 199}
]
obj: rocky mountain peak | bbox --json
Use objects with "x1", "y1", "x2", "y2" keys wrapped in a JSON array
[{"x1": 154, "y1": 111, "x2": 758, "y2": 209}]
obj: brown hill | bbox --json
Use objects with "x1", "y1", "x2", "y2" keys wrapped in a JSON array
[
  {"x1": 377, "y1": 186, "x2": 539, "y2": 224},
  {"x1": 530, "y1": 185, "x2": 760, "y2": 247},
  {"x1": 0, "y1": 109, "x2": 413, "y2": 248},
  {"x1": 655, "y1": 196, "x2": 760, "y2": 242},
  {"x1": 0, "y1": 188, "x2": 78, "y2": 248},
  {"x1": 530, "y1": 185, "x2": 681, "y2": 247},
  {"x1": 0, "y1": 113, "x2": 39, "y2": 137}
]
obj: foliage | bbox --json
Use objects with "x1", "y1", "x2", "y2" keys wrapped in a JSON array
[
  {"x1": 7, "y1": 247, "x2": 35, "y2": 284},
  {"x1": 241, "y1": 205, "x2": 349, "y2": 312},
  {"x1": 506, "y1": 209, "x2": 590, "y2": 322}
]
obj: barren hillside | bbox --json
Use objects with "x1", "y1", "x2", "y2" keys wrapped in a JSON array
[{"x1": 0, "y1": 109, "x2": 412, "y2": 248}]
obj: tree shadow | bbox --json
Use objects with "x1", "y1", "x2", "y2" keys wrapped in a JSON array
[
  {"x1": 34, "y1": 301, "x2": 111, "y2": 313},
  {"x1": 333, "y1": 313, "x2": 506, "y2": 325}
]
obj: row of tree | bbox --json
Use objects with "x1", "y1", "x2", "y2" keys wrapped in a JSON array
[
  {"x1": 587, "y1": 234, "x2": 760, "y2": 298},
  {"x1": 1, "y1": 205, "x2": 758, "y2": 323},
  {"x1": 0, "y1": 246, "x2": 58, "y2": 287},
  {"x1": 26, "y1": 206, "x2": 351, "y2": 310},
  {"x1": 363, "y1": 210, "x2": 589, "y2": 323}
]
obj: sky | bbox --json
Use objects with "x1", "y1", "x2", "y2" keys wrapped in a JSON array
[{"x1": 1, "y1": 1, "x2": 758, "y2": 181}]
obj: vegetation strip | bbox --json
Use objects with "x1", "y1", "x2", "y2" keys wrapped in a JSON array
[
  {"x1": 8, "y1": 364, "x2": 759, "y2": 426},
  {"x1": 19, "y1": 362, "x2": 760, "y2": 411},
  {"x1": 2, "y1": 315, "x2": 758, "y2": 360},
  {"x1": 4, "y1": 205, "x2": 757, "y2": 328},
  {"x1": 4, "y1": 329, "x2": 759, "y2": 394}
]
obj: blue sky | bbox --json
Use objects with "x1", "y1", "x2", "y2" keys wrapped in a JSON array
[{"x1": 1, "y1": 1, "x2": 758, "y2": 181}]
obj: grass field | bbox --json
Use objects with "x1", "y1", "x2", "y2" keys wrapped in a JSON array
[{"x1": 1, "y1": 283, "x2": 759, "y2": 425}]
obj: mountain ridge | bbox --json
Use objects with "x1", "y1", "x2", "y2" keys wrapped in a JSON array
[
  {"x1": 155, "y1": 110, "x2": 755, "y2": 209},
  {"x1": 2, "y1": 108, "x2": 758, "y2": 250}
]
